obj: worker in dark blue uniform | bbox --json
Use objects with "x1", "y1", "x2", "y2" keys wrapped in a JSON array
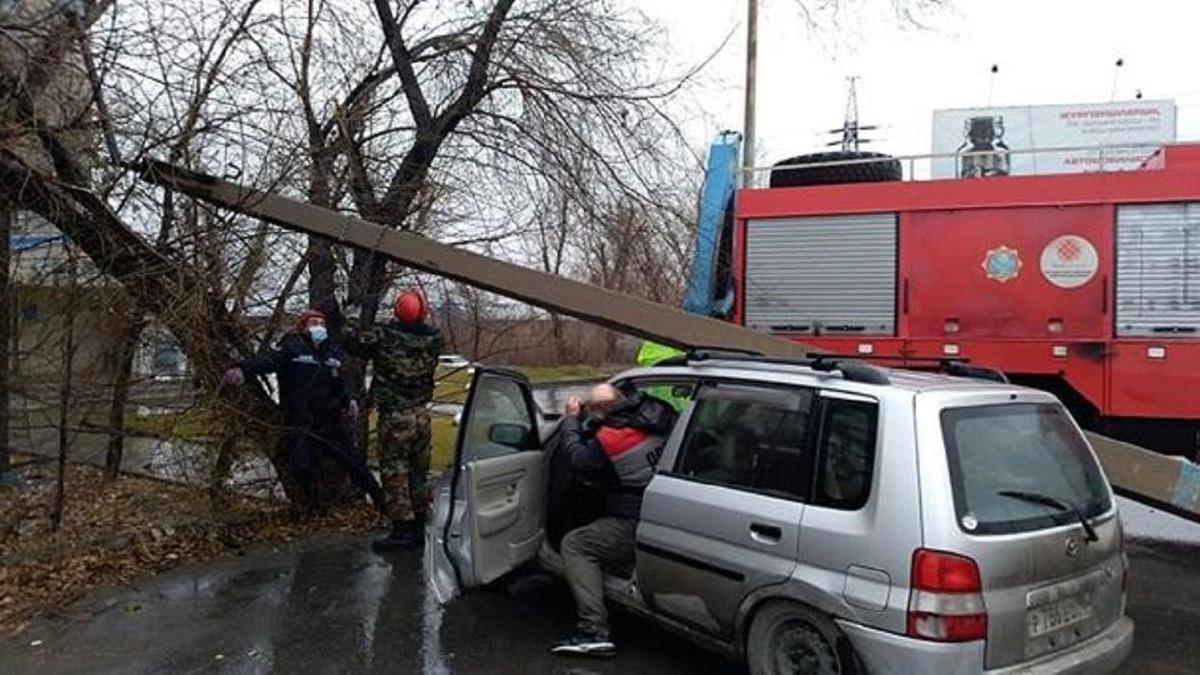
[{"x1": 224, "y1": 308, "x2": 387, "y2": 515}]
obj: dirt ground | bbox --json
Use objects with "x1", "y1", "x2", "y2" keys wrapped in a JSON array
[{"x1": 0, "y1": 457, "x2": 380, "y2": 636}]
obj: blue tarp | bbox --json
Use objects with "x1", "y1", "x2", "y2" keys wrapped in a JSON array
[{"x1": 681, "y1": 131, "x2": 741, "y2": 317}]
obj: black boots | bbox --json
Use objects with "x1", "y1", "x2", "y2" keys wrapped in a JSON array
[
  {"x1": 367, "y1": 486, "x2": 389, "y2": 517},
  {"x1": 372, "y1": 520, "x2": 422, "y2": 553}
]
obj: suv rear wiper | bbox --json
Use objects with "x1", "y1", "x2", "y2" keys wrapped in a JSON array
[{"x1": 997, "y1": 490, "x2": 1099, "y2": 542}]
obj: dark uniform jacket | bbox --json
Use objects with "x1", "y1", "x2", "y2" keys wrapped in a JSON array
[{"x1": 239, "y1": 331, "x2": 350, "y2": 429}]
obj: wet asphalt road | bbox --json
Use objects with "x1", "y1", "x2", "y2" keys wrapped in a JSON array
[
  {"x1": 0, "y1": 534, "x2": 734, "y2": 675},
  {"x1": 1, "y1": 506, "x2": 1198, "y2": 674}
]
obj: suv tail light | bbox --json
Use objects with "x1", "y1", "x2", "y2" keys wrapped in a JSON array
[{"x1": 907, "y1": 549, "x2": 988, "y2": 642}]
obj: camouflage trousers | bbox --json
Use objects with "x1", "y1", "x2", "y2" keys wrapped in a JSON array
[{"x1": 379, "y1": 404, "x2": 432, "y2": 523}]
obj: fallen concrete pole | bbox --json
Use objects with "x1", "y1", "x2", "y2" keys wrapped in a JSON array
[
  {"x1": 137, "y1": 161, "x2": 815, "y2": 360},
  {"x1": 136, "y1": 160, "x2": 1200, "y2": 524},
  {"x1": 1086, "y1": 432, "x2": 1200, "y2": 524}
]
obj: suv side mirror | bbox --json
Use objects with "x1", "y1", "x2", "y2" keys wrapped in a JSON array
[{"x1": 488, "y1": 423, "x2": 529, "y2": 448}]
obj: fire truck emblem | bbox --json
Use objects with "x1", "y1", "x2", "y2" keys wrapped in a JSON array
[
  {"x1": 982, "y1": 245, "x2": 1022, "y2": 283},
  {"x1": 1041, "y1": 235, "x2": 1099, "y2": 289}
]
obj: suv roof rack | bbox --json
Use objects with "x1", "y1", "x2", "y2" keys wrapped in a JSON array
[
  {"x1": 654, "y1": 346, "x2": 763, "y2": 367},
  {"x1": 687, "y1": 346, "x2": 764, "y2": 359},
  {"x1": 802, "y1": 353, "x2": 1010, "y2": 384},
  {"x1": 655, "y1": 349, "x2": 892, "y2": 386}
]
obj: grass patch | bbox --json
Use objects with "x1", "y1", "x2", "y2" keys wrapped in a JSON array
[
  {"x1": 433, "y1": 363, "x2": 615, "y2": 403},
  {"x1": 430, "y1": 414, "x2": 456, "y2": 470},
  {"x1": 518, "y1": 364, "x2": 616, "y2": 383},
  {"x1": 123, "y1": 407, "x2": 221, "y2": 441},
  {"x1": 433, "y1": 368, "x2": 472, "y2": 402},
  {"x1": 123, "y1": 363, "x2": 615, "y2": 465},
  {"x1": 428, "y1": 364, "x2": 614, "y2": 469}
]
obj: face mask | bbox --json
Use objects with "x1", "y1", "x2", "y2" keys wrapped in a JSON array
[{"x1": 307, "y1": 325, "x2": 328, "y2": 344}]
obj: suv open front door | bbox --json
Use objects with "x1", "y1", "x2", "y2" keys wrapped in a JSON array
[{"x1": 428, "y1": 368, "x2": 546, "y2": 603}]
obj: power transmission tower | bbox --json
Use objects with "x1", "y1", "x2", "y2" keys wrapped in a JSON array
[{"x1": 827, "y1": 76, "x2": 877, "y2": 152}]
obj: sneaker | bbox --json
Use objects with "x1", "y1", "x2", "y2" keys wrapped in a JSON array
[{"x1": 549, "y1": 632, "x2": 616, "y2": 657}]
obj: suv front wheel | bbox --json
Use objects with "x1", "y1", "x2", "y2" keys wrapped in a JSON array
[{"x1": 747, "y1": 601, "x2": 862, "y2": 675}]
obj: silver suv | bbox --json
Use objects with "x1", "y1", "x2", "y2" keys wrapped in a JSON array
[{"x1": 428, "y1": 355, "x2": 1133, "y2": 674}]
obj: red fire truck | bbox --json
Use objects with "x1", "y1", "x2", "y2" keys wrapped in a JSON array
[{"x1": 733, "y1": 144, "x2": 1200, "y2": 457}]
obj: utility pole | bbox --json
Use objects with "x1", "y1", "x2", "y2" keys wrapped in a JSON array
[{"x1": 742, "y1": 0, "x2": 758, "y2": 187}]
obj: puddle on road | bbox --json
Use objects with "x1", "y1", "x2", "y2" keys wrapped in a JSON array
[{"x1": 1118, "y1": 496, "x2": 1200, "y2": 546}]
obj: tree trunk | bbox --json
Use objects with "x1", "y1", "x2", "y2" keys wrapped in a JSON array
[
  {"x1": 438, "y1": 283, "x2": 460, "y2": 354},
  {"x1": 549, "y1": 312, "x2": 570, "y2": 364},
  {"x1": 0, "y1": 207, "x2": 10, "y2": 479},
  {"x1": 604, "y1": 329, "x2": 618, "y2": 363},
  {"x1": 208, "y1": 434, "x2": 236, "y2": 517},
  {"x1": 307, "y1": 236, "x2": 336, "y2": 312},
  {"x1": 308, "y1": 237, "x2": 359, "y2": 509},
  {"x1": 52, "y1": 251, "x2": 79, "y2": 532},
  {"x1": 104, "y1": 318, "x2": 144, "y2": 480}
]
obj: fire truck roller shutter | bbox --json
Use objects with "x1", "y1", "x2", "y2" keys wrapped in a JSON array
[
  {"x1": 1116, "y1": 202, "x2": 1200, "y2": 337},
  {"x1": 744, "y1": 213, "x2": 898, "y2": 335}
]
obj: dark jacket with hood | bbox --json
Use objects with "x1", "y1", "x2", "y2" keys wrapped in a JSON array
[
  {"x1": 239, "y1": 331, "x2": 350, "y2": 430},
  {"x1": 559, "y1": 392, "x2": 678, "y2": 520}
]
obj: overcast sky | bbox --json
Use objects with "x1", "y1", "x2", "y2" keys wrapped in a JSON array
[{"x1": 645, "y1": 0, "x2": 1200, "y2": 168}]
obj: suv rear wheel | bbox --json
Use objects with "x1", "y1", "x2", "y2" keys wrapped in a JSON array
[{"x1": 747, "y1": 601, "x2": 862, "y2": 675}]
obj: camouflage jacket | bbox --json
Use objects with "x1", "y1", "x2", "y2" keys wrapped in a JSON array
[{"x1": 344, "y1": 317, "x2": 443, "y2": 410}]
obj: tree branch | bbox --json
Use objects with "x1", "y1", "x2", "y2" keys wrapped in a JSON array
[{"x1": 372, "y1": 0, "x2": 433, "y2": 128}]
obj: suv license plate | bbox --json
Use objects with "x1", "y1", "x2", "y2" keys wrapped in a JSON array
[{"x1": 1027, "y1": 597, "x2": 1094, "y2": 638}]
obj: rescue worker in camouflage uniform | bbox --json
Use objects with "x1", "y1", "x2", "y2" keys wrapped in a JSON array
[{"x1": 343, "y1": 289, "x2": 443, "y2": 552}]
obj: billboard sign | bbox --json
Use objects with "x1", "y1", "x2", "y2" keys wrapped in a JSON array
[{"x1": 931, "y1": 100, "x2": 1176, "y2": 178}]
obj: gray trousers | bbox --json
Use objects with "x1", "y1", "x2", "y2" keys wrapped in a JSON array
[{"x1": 560, "y1": 516, "x2": 637, "y2": 638}]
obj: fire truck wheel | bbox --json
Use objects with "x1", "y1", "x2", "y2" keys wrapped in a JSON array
[{"x1": 768, "y1": 151, "x2": 902, "y2": 188}]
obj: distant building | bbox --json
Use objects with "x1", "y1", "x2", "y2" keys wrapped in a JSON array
[{"x1": 135, "y1": 325, "x2": 190, "y2": 380}]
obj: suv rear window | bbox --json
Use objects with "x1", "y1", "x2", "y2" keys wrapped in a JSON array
[
  {"x1": 815, "y1": 398, "x2": 878, "y2": 510},
  {"x1": 940, "y1": 403, "x2": 1112, "y2": 535}
]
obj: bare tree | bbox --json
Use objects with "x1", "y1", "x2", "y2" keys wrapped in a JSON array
[
  {"x1": 50, "y1": 247, "x2": 80, "y2": 532},
  {"x1": 0, "y1": 207, "x2": 10, "y2": 485},
  {"x1": 1, "y1": 0, "x2": 954, "y2": 510},
  {"x1": 0, "y1": 0, "x2": 706, "y2": 509}
]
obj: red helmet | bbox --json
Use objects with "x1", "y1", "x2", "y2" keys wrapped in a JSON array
[{"x1": 393, "y1": 289, "x2": 427, "y2": 324}]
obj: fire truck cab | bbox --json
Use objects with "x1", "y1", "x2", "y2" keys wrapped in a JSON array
[{"x1": 734, "y1": 144, "x2": 1200, "y2": 457}]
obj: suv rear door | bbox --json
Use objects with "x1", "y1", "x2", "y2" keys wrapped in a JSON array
[
  {"x1": 428, "y1": 368, "x2": 545, "y2": 602},
  {"x1": 916, "y1": 392, "x2": 1124, "y2": 669},
  {"x1": 794, "y1": 390, "x2": 920, "y2": 634},
  {"x1": 637, "y1": 381, "x2": 816, "y2": 638}
]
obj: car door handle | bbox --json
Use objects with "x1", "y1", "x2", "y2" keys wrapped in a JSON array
[{"x1": 749, "y1": 523, "x2": 782, "y2": 544}]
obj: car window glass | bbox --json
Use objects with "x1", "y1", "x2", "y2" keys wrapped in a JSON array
[
  {"x1": 815, "y1": 398, "x2": 879, "y2": 510},
  {"x1": 940, "y1": 403, "x2": 1112, "y2": 535},
  {"x1": 621, "y1": 377, "x2": 697, "y2": 412},
  {"x1": 675, "y1": 384, "x2": 814, "y2": 499},
  {"x1": 461, "y1": 373, "x2": 535, "y2": 461}
]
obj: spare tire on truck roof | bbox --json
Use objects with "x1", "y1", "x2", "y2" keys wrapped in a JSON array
[{"x1": 769, "y1": 150, "x2": 902, "y2": 188}]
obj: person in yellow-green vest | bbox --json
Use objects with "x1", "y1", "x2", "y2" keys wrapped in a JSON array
[{"x1": 635, "y1": 341, "x2": 689, "y2": 411}]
